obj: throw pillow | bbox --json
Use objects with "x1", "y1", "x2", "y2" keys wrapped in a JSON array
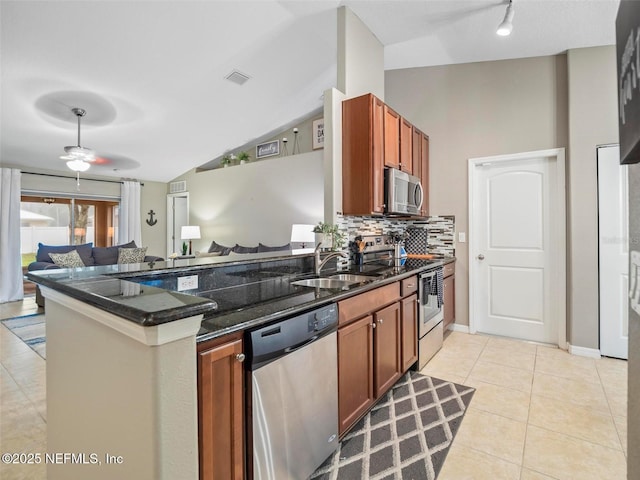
[
  {"x1": 38, "y1": 242, "x2": 94, "y2": 266},
  {"x1": 232, "y1": 244, "x2": 259, "y2": 254},
  {"x1": 48, "y1": 250, "x2": 86, "y2": 268},
  {"x1": 207, "y1": 240, "x2": 232, "y2": 254},
  {"x1": 257, "y1": 243, "x2": 291, "y2": 252},
  {"x1": 117, "y1": 247, "x2": 148, "y2": 264},
  {"x1": 93, "y1": 241, "x2": 137, "y2": 265}
]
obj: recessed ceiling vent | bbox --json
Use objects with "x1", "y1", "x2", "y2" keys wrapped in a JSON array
[{"x1": 225, "y1": 70, "x2": 251, "y2": 86}]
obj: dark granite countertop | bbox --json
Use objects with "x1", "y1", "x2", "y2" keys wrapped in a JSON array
[{"x1": 26, "y1": 250, "x2": 455, "y2": 337}]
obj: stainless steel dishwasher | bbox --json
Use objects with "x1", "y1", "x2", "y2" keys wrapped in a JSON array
[{"x1": 248, "y1": 303, "x2": 339, "y2": 480}]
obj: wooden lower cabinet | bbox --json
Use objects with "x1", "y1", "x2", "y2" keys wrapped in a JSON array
[
  {"x1": 401, "y1": 293, "x2": 418, "y2": 371},
  {"x1": 338, "y1": 281, "x2": 412, "y2": 436},
  {"x1": 198, "y1": 335, "x2": 245, "y2": 480},
  {"x1": 338, "y1": 315, "x2": 375, "y2": 435},
  {"x1": 373, "y1": 302, "x2": 402, "y2": 398}
]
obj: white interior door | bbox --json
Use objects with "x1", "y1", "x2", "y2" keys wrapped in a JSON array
[
  {"x1": 470, "y1": 152, "x2": 564, "y2": 344},
  {"x1": 166, "y1": 194, "x2": 188, "y2": 257},
  {"x1": 598, "y1": 145, "x2": 629, "y2": 359}
]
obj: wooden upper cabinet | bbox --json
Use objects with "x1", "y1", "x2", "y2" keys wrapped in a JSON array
[
  {"x1": 342, "y1": 93, "x2": 386, "y2": 215},
  {"x1": 383, "y1": 106, "x2": 400, "y2": 169},
  {"x1": 400, "y1": 117, "x2": 413, "y2": 174},
  {"x1": 411, "y1": 128, "x2": 430, "y2": 218}
]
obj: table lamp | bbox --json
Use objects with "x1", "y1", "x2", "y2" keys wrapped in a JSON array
[
  {"x1": 290, "y1": 224, "x2": 315, "y2": 248},
  {"x1": 181, "y1": 225, "x2": 201, "y2": 255}
]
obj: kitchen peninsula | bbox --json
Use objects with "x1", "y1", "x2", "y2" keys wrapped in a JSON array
[{"x1": 27, "y1": 250, "x2": 452, "y2": 480}]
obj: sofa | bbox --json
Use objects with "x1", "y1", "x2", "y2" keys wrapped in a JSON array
[
  {"x1": 195, "y1": 240, "x2": 291, "y2": 257},
  {"x1": 28, "y1": 241, "x2": 164, "y2": 306}
]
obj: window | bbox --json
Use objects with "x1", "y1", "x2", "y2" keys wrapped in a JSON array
[{"x1": 20, "y1": 196, "x2": 119, "y2": 266}]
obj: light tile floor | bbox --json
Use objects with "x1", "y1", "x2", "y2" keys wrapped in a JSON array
[
  {"x1": 422, "y1": 331, "x2": 628, "y2": 480},
  {"x1": 0, "y1": 299, "x2": 629, "y2": 480}
]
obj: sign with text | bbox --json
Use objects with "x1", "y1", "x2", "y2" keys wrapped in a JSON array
[
  {"x1": 256, "y1": 140, "x2": 280, "y2": 159},
  {"x1": 617, "y1": 0, "x2": 640, "y2": 164},
  {"x1": 312, "y1": 118, "x2": 324, "y2": 150}
]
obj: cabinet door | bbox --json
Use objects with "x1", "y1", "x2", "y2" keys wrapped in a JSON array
[
  {"x1": 443, "y1": 275, "x2": 455, "y2": 330},
  {"x1": 338, "y1": 315, "x2": 375, "y2": 435},
  {"x1": 383, "y1": 106, "x2": 400, "y2": 169},
  {"x1": 373, "y1": 302, "x2": 402, "y2": 398},
  {"x1": 420, "y1": 133, "x2": 429, "y2": 216},
  {"x1": 400, "y1": 117, "x2": 413, "y2": 174},
  {"x1": 372, "y1": 96, "x2": 386, "y2": 214},
  {"x1": 401, "y1": 294, "x2": 418, "y2": 372},
  {"x1": 412, "y1": 127, "x2": 422, "y2": 180},
  {"x1": 198, "y1": 339, "x2": 245, "y2": 480}
]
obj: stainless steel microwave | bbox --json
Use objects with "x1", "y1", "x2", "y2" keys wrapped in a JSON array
[{"x1": 385, "y1": 167, "x2": 424, "y2": 215}]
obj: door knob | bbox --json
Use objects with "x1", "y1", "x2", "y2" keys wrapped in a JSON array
[
  {"x1": 477, "y1": 254, "x2": 485, "y2": 260},
  {"x1": 236, "y1": 353, "x2": 246, "y2": 362},
  {"x1": 371, "y1": 323, "x2": 376, "y2": 329},
  {"x1": 378, "y1": 318, "x2": 384, "y2": 324}
]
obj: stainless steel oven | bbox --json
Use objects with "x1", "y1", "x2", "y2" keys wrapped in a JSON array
[{"x1": 418, "y1": 267, "x2": 444, "y2": 369}]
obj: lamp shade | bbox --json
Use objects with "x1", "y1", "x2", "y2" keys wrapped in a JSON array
[
  {"x1": 181, "y1": 225, "x2": 201, "y2": 240},
  {"x1": 290, "y1": 224, "x2": 315, "y2": 243}
]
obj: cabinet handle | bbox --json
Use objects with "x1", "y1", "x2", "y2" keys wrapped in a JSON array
[
  {"x1": 407, "y1": 283, "x2": 415, "y2": 288},
  {"x1": 371, "y1": 323, "x2": 376, "y2": 329},
  {"x1": 378, "y1": 318, "x2": 384, "y2": 324},
  {"x1": 235, "y1": 353, "x2": 246, "y2": 362}
]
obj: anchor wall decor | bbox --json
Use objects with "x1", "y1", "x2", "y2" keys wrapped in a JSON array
[{"x1": 146, "y1": 210, "x2": 158, "y2": 226}]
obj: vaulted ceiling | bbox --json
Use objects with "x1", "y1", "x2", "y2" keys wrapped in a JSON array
[{"x1": 0, "y1": 0, "x2": 620, "y2": 182}]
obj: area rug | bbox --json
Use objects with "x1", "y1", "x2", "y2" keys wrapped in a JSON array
[
  {"x1": 310, "y1": 372, "x2": 474, "y2": 480},
  {"x1": 1, "y1": 313, "x2": 46, "y2": 359}
]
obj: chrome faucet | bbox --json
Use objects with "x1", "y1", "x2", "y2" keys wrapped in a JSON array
[{"x1": 315, "y1": 243, "x2": 349, "y2": 276}]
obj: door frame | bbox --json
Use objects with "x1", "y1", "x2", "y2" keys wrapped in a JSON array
[
  {"x1": 166, "y1": 192, "x2": 189, "y2": 258},
  {"x1": 468, "y1": 148, "x2": 567, "y2": 348}
]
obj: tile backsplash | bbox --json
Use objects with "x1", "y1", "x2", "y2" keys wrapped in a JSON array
[{"x1": 336, "y1": 214, "x2": 455, "y2": 257}]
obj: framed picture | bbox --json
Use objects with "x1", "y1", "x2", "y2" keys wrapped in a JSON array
[
  {"x1": 312, "y1": 118, "x2": 324, "y2": 150},
  {"x1": 256, "y1": 140, "x2": 280, "y2": 159}
]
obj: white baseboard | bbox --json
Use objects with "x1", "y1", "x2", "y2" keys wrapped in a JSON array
[
  {"x1": 448, "y1": 323, "x2": 470, "y2": 334},
  {"x1": 567, "y1": 343, "x2": 601, "y2": 358}
]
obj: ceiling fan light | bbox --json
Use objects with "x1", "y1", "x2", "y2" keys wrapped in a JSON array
[
  {"x1": 66, "y1": 159, "x2": 91, "y2": 172},
  {"x1": 496, "y1": 1, "x2": 515, "y2": 36}
]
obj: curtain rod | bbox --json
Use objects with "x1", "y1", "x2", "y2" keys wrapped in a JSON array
[{"x1": 22, "y1": 171, "x2": 144, "y2": 186}]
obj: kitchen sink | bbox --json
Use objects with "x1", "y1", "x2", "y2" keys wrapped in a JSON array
[
  {"x1": 290, "y1": 278, "x2": 356, "y2": 289},
  {"x1": 291, "y1": 274, "x2": 377, "y2": 289},
  {"x1": 326, "y1": 274, "x2": 374, "y2": 283}
]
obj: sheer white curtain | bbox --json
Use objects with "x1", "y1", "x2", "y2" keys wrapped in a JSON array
[
  {"x1": 0, "y1": 168, "x2": 24, "y2": 302},
  {"x1": 119, "y1": 180, "x2": 142, "y2": 246}
]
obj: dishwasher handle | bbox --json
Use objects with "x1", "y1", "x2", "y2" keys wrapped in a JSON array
[{"x1": 284, "y1": 335, "x2": 319, "y2": 354}]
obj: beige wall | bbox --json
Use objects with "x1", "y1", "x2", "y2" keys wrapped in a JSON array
[
  {"x1": 140, "y1": 180, "x2": 168, "y2": 257},
  {"x1": 566, "y1": 46, "x2": 619, "y2": 349},
  {"x1": 170, "y1": 151, "x2": 323, "y2": 253},
  {"x1": 385, "y1": 55, "x2": 569, "y2": 331}
]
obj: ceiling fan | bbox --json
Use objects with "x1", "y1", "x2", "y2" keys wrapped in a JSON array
[{"x1": 60, "y1": 107, "x2": 95, "y2": 173}]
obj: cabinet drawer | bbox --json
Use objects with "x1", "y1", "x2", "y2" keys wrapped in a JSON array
[
  {"x1": 338, "y1": 282, "x2": 400, "y2": 326},
  {"x1": 401, "y1": 276, "x2": 418, "y2": 297},
  {"x1": 443, "y1": 262, "x2": 455, "y2": 278}
]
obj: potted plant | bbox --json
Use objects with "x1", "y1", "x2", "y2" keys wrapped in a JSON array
[
  {"x1": 237, "y1": 151, "x2": 250, "y2": 164},
  {"x1": 181, "y1": 241, "x2": 188, "y2": 255},
  {"x1": 220, "y1": 154, "x2": 232, "y2": 168},
  {"x1": 313, "y1": 222, "x2": 344, "y2": 251}
]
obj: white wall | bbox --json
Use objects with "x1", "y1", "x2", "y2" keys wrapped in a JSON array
[
  {"x1": 337, "y1": 6, "x2": 384, "y2": 100},
  {"x1": 170, "y1": 151, "x2": 324, "y2": 253}
]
